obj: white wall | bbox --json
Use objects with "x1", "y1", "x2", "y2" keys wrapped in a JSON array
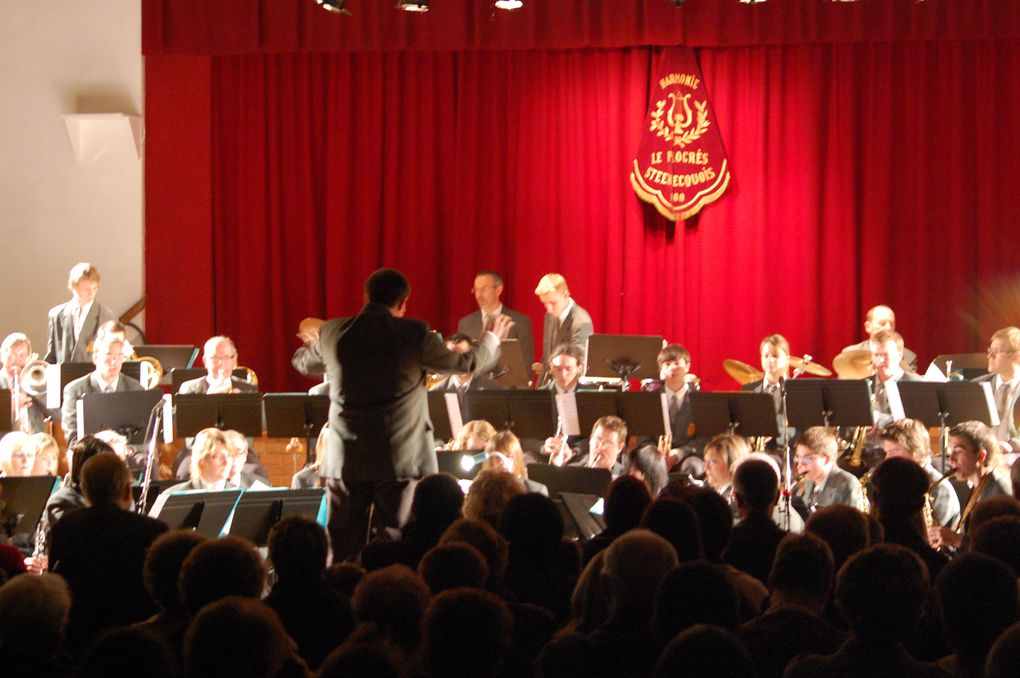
[{"x1": 0, "y1": 1, "x2": 143, "y2": 354}]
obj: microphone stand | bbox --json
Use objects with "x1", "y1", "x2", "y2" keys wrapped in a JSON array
[{"x1": 136, "y1": 398, "x2": 165, "y2": 515}]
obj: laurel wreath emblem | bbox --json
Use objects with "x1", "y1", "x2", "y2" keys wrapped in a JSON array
[{"x1": 649, "y1": 94, "x2": 710, "y2": 148}]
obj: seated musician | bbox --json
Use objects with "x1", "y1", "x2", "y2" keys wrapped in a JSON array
[
  {"x1": 534, "y1": 273, "x2": 594, "y2": 380},
  {"x1": 868, "y1": 329, "x2": 922, "y2": 428},
  {"x1": 44, "y1": 262, "x2": 116, "y2": 364},
  {"x1": 642, "y1": 343, "x2": 707, "y2": 473},
  {"x1": 742, "y1": 334, "x2": 795, "y2": 448},
  {"x1": 28, "y1": 433, "x2": 60, "y2": 477},
  {"x1": 2, "y1": 333, "x2": 47, "y2": 433},
  {"x1": 975, "y1": 326, "x2": 1020, "y2": 456},
  {"x1": 162, "y1": 428, "x2": 236, "y2": 494},
  {"x1": 224, "y1": 429, "x2": 269, "y2": 489},
  {"x1": 536, "y1": 344, "x2": 586, "y2": 462},
  {"x1": 429, "y1": 334, "x2": 501, "y2": 393},
  {"x1": 178, "y1": 336, "x2": 257, "y2": 394},
  {"x1": 60, "y1": 328, "x2": 143, "y2": 446},
  {"x1": 794, "y1": 427, "x2": 868, "y2": 515},
  {"x1": 878, "y1": 418, "x2": 960, "y2": 529},
  {"x1": 0, "y1": 432, "x2": 35, "y2": 477},
  {"x1": 928, "y1": 421, "x2": 1012, "y2": 550},
  {"x1": 842, "y1": 304, "x2": 918, "y2": 371},
  {"x1": 703, "y1": 433, "x2": 752, "y2": 514},
  {"x1": 483, "y1": 430, "x2": 548, "y2": 495},
  {"x1": 551, "y1": 415, "x2": 627, "y2": 477}
]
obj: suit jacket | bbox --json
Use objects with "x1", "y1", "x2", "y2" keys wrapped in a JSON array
[
  {"x1": 177, "y1": 375, "x2": 259, "y2": 394},
  {"x1": 292, "y1": 302, "x2": 499, "y2": 481},
  {"x1": 724, "y1": 511, "x2": 787, "y2": 585},
  {"x1": 61, "y1": 371, "x2": 144, "y2": 444},
  {"x1": 798, "y1": 465, "x2": 867, "y2": 513},
  {"x1": 49, "y1": 503, "x2": 167, "y2": 652},
  {"x1": 44, "y1": 299, "x2": 116, "y2": 364},
  {"x1": 871, "y1": 371, "x2": 924, "y2": 428},
  {"x1": 541, "y1": 301, "x2": 594, "y2": 366},
  {"x1": 457, "y1": 305, "x2": 535, "y2": 367},
  {"x1": 742, "y1": 378, "x2": 796, "y2": 449},
  {"x1": 972, "y1": 373, "x2": 1020, "y2": 450},
  {"x1": 640, "y1": 380, "x2": 706, "y2": 453}
]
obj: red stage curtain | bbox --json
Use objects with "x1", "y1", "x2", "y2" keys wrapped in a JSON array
[
  {"x1": 145, "y1": 40, "x2": 1020, "y2": 391},
  {"x1": 143, "y1": 0, "x2": 1020, "y2": 55}
]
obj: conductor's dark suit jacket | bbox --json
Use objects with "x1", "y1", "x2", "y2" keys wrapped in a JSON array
[{"x1": 292, "y1": 303, "x2": 499, "y2": 482}]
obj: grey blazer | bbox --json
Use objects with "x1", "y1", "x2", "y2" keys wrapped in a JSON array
[
  {"x1": 541, "y1": 301, "x2": 594, "y2": 366},
  {"x1": 799, "y1": 465, "x2": 867, "y2": 513},
  {"x1": 45, "y1": 300, "x2": 116, "y2": 364},
  {"x1": 457, "y1": 305, "x2": 535, "y2": 367},
  {"x1": 61, "y1": 371, "x2": 144, "y2": 444}
]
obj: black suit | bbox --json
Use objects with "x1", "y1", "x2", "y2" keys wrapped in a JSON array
[
  {"x1": 457, "y1": 305, "x2": 535, "y2": 367},
  {"x1": 292, "y1": 302, "x2": 499, "y2": 558},
  {"x1": 541, "y1": 301, "x2": 594, "y2": 367},
  {"x1": 49, "y1": 503, "x2": 167, "y2": 654},
  {"x1": 45, "y1": 299, "x2": 116, "y2": 364},
  {"x1": 61, "y1": 371, "x2": 144, "y2": 444}
]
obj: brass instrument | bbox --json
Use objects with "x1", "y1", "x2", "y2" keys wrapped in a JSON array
[
  {"x1": 846, "y1": 426, "x2": 869, "y2": 468},
  {"x1": 925, "y1": 466, "x2": 957, "y2": 547},
  {"x1": 11, "y1": 356, "x2": 47, "y2": 432},
  {"x1": 239, "y1": 366, "x2": 258, "y2": 387},
  {"x1": 123, "y1": 341, "x2": 164, "y2": 389}
]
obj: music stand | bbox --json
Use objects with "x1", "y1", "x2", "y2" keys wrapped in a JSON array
[
  {"x1": 263, "y1": 394, "x2": 330, "y2": 466},
  {"x1": 462, "y1": 391, "x2": 557, "y2": 438},
  {"x1": 132, "y1": 344, "x2": 199, "y2": 371},
  {"x1": 488, "y1": 338, "x2": 530, "y2": 389},
  {"x1": 0, "y1": 476, "x2": 57, "y2": 540},
  {"x1": 560, "y1": 492, "x2": 606, "y2": 541},
  {"x1": 569, "y1": 392, "x2": 668, "y2": 439},
  {"x1": 174, "y1": 393, "x2": 264, "y2": 437},
  {"x1": 898, "y1": 380, "x2": 999, "y2": 468},
  {"x1": 933, "y1": 353, "x2": 988, "y2": 381},
  {"x1": 79, "y1": 390, "x2": 165, "y2": 443},
  {"x1": 0, "y1": 390, "x2": 10, "y2": 433},
  {"x1": 226, "y1": 488, "x2": 326, "y2": 546},
  {"x1": 525, "y1": 464, "x2": 612, "y2": 500},
  {"x1": 688, "y1": 392, "x2": 780, "y2": 439},
  {"x1": 785, "y1": 379, "x2": 875, "y2": 429},
  {"x1": 132, "y1": 479, "x2": 179, "y2": 516},
  {"x1": 48, "y1": 362, "x2": 92, "y2": 409},
  {"x1": 170, "y1": 368, "x2": 250, "y2": 393},
  {"x1": 148, "y1": 488, "x2": 242, "y2": 538},
  {"x1": 584, "y1": 334, "x2": 665, "y2": 387}
]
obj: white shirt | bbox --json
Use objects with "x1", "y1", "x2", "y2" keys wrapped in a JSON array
[{"x1": 557, "y1": 299, "x2": 575, "y2": 324}]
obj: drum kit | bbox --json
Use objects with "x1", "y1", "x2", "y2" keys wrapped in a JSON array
[{"x1": 722, "y1": 353, "x2": 842, "y2": 385}]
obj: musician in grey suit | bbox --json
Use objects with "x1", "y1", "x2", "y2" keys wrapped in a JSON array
[
  {"x1": 869, "y1": 329, "x2": 923, "y2": 428},
  {"x1": 292, "y1": 268, "x2": 511, "y2": 559},
  {"x1": 973, "y1": 326, "x2": 1020, "y2": 455},
  {"x1": 794, "y1": 426, "x2": 868, "y2": 514},
  {"x1": 45, "y1": 262, "x2": 116, "y2": 364},
  {"x1": 534, "y1": 273, "x2": 593, "y2": 377},
  {"x1": 878, "y1": 418, "x2": 960, "y2": 529},
  {"x1": 842, "y1": 304, "x2": 918, "y2": 371},
  {"x1": 456, "y1": 270, "x2": 534, "y2": 367},
  {"x1": 61, "y1": 331, "x2": 143, "y2": 445},
  {"x1": 0, "y1": 333, "x2": 46, "y2": 433},
  {"x1": 178, "y1": 336, "x2": 258, "y2": 394}
]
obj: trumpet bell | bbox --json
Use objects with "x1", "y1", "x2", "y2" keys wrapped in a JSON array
[
  {"x1": 137, "y1": 356, "x2": 164, "y2": 390},
  {"x1": 20, "y1": 359, "x2": 49, "y2": 397},
  {"x1": 239, "y1": 366, "x2": 258, "y2": 387}
]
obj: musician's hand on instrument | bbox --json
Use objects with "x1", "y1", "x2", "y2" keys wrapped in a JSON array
[
  {"x1": 25, "y1": 554, "x2": 47, "y2": 574},
  {"x1": 656, "y1": 436, "x2": 671, "y2": 459},
  {"x1": 543, "y1": 436, "x2": 562, "y2": 458},
  {"x1": 488, "y1": 314, "x2": 514, "y2": 341}
]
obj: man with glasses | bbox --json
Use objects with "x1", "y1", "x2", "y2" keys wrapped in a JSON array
[
  {"x1": 60, "y1": 331, "x2": 143, "y2": 445},
  {"x1": 974, "y1": 326, "x2": 1020, "y2": 456},
  {"x1": 842, "y1": 304, "x2": 918, "y2": 371},
  {"x1": 456, "y1": 270, "x2": 534, "y2": 368},
  {"x1": 178, "y1": 336, "x2": 257, "y2": 394},
  {"x1": 552, "y1": 415, "x2": 627, "y2": 476},
  {"x1": 793, "y1": 426, "x2": 867, "y2": 515},
  {"x1": 868, "y1": 329, "x2": 922, "y2": 428}
]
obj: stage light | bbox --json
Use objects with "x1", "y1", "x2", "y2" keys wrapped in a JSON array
[
  {"x1": 495, "y1": 0, "x2": 524, "y2": 9},
  {"x1": 460, "y1": 452, "x2": 490, "y2": 472},
  {"x1": 316, "y1": 0, "x2": 351, "y2": 14},
  {"x1": 397, "y1": 0, "x2": 430, "y2": 11}
]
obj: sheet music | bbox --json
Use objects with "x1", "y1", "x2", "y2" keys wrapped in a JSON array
[
  {"x1": 556, "y1": 393, "x2": 580, "y2": 436},
  {"x1": 979, "y1": 381, "x2": 1001, "y2": 427},
  {"x1": 46, "y1": 364, "x2": 61, "y2": 410},
  {"x1": 922, "y1": 362, "x2": 948, "y2": 382},
  {"x1": 147, "y1": 489, "x2": 171, "y2": 518},
  {"x1": 76, "y1": 398, "x2": 85, "y2": 441},
  {"x1": 885, "y1": 380, "x2": 905, "y2": 422},
  {"x1": 444, "y1": 392, "x2": 464, "y2": 438},
  {"x1": 660, "y1": 393, "x2": 672, "y2": 436},
  {"x1": 161, "y1": 394, "x2": 174, "y2": 443}
]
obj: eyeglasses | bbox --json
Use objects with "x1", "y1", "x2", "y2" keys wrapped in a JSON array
[
  {"x1": 208, "y1": 354, "x2": 237, "y2": 362},
  {"x1": 99, "y1": 353, "x2": 125, "y2": 363},
  {"x1": 793, "y1": 455, "x2": 820, "y2": 465},
  {"x1": 471, "y1": 285, "x2": 495, "y2": 294},
  {"x1": 987, "y1": 348, "x2": 1017, "y2": 357}
]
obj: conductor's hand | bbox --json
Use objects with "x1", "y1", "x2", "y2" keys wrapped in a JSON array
[{"x1": 489, "y1": 314, "x2": 515, "y2": 341}]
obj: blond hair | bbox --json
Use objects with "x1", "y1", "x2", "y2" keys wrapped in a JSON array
[
  {"x1": 191, "y1": 427, "x2": 231, "y2": 481},
  {"x1": 534, "y1": 273, "x2": 569, "y2": 297},
  {"x1": 67, "y1": 262, "x2": 100, "y2": 291}
]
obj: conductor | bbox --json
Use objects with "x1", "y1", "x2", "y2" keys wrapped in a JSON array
[{"x1": 293, "y1": 268, "x2": 513, "y2": 559}]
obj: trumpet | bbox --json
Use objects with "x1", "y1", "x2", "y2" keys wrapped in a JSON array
[{"x1": 123, "y1": 341, "x2": 164, "y2": 390}]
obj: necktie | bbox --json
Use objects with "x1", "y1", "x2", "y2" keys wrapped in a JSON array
[
  {"x1": 669, "y1": 393, "x2": 681, "y2": 420},
  {"x1": 483, "y1": 314, "x2": 494, "y2": 333},
  {"x1": 996, "y1": 382, "x2": 1012, "y2": 437}
]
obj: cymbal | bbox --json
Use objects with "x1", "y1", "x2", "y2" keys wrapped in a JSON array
[
  {"x1": 789, "y1": 356, "x2": 833, "y2": 378},
  {"x1": 832, "y1": 349, "x2": 874, "y2": 380},
  {"x1": 723, "y1": 359, "x2": 764, "y2": 386}
]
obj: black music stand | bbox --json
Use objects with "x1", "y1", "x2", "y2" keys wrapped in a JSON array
[
  {"x1": 489, "y1": 338, "x2": 530, "y2": 389},
  {"x1": 0, "y1": 476, "x2": 58, "y2": 541},
  {"x1": 47, "y1": 362, "x2": 90, "y2": 409},
  {"x1": 784, "y1": 379, "x2": 875, "y2": 429},
  {"x1": 898, "y1": 380, "x2": 998, "y2": 468},
  {"x1": 79, "y1": 390, "x2": 165, "y2": 443},
  {"x1": 428, "y1": 391, "x2": 462, "y2": 443},
  {"x1": 226, "y1": 489, "x2": 326, "y2": 546},
  {"x1": 132, "y1": 479, "x2": 179, "y2": 515},
  {"x1": 560, "y1": 492, "x2": 606, "y2": 541},
  {"x1": 0, "y1": 390, "x2": 11, "y2": 433},
  {"x1": 933, "y1": 353, "x2": 988, "y2": 381},
  {"x1": 462, "y1": 391, "x2": 557, "y2": 438},
  {"x1": 264, "y1": 394, "x2": 330, "y2": 466},
  {"x1": 525, "y1": 464, "x2": 612, "y2": 500},
  {"x1": 585, "y1": 334, "x2": 665, "y2": 387},
  {"x1": 132, "y1": 344, "x2": 199, "y2": 370},
  {"x1": 170, "y1": 368, "x2": 250, "y2": 393},
  {"x1": 689, "y1": 392, "x2": 780, "y2": 439},
  {"x1": 148, "y1": 488, "x2": 242, "y2": 538},
  {"x1": 174, "y1": 393, "x2": 263, "y2": 437},
  {"x1": 569, "y1": 391, "x2": 668, "y2": 439}
]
